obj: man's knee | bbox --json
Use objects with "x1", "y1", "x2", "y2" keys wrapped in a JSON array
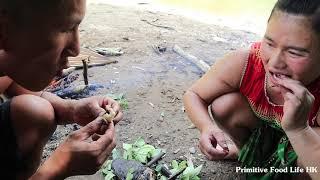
[
  {"x1": 9, "y1": 95, "x2": 57, "y2": 177},
  {"x1": 11, "y1": 95, "x2": 56, "y2": 151},
  {"x1": 11, "y1": 94, "x2": 56, "y2": 136}
]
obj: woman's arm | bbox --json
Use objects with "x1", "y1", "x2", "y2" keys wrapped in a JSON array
[
  {"x1": 184, "y1": 50, "x2": 249, "y2": 133},
  {"x1": 285, "y1": 126, "x2": 320, "y2": 179}
]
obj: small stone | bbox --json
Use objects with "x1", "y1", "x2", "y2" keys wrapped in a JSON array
[
  {"x1": 173, "y1": 148, "x2": 180, "y2": 154},
  {"x1": 188, "y1": 124, "x2": 196, "y2": 129},
  {"x1": 189, "y1": 147, "x2": 196, "y2": 154},
  {"x1": 181, "y1": 106, "x2": 185, "y2": 112},
  {"x1": 73, "y1": 124, "x2": 79, "y2": 131}
]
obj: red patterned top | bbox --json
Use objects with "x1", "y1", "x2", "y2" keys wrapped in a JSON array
[{"x1": 239, "y1": 42, "x2": 320, "y2": 127}]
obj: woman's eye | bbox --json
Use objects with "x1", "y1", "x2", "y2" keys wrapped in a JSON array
[
  {"x1": 288, "y1": 51, "x2": 305, "y2": 58},
  {"x1": 266, "y1": 42, "x2": 273, "y2": 47}
]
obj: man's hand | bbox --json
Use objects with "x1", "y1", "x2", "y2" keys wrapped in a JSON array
[
  {"x1": 276, "y1": 77, "x2": 314, "y2": 132},
  {"x1": 71, "y1": 96, "x2": 123, "y2": 126},
  {"x1": 30, "y1": 118, "x2": 116, "y2": 179},
  {"x1": 198, "y1": 129, "x2": 229, "y2": 160}
]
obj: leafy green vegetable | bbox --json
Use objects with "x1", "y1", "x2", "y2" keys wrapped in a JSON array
[
  {"x1": 102, "y1": 160, "x2": 115, "y2": 180},
  {"x1": 112, "y1": 148, "x2": 122, "y2": 159},
  {"x1": 170, "y1": 160, "x2": 187, "y2": 174},
  {"x1": 126, "y1": 168, "x2": 134, "y2": 180},
  {"x1": 106, "y1": 93, "x2": 129, "y2": 109},
  {"x1": 180, "y1": 159, "x2": 203, "y2": 180},
  {"x1": 101, "y1": 138, "x2": 202, "y2": 180},
  {"x1": 123, "y1": 137, "x2": 162, "y2": 163}
]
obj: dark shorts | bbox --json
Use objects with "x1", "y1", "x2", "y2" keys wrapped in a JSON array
[{"x1": 0, "y1": 100, "x2": 22, "y2": 178}]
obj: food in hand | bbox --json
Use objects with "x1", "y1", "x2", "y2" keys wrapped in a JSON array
[{"x1": 102, "y1": 106, "x2": 116, "y2": 123}]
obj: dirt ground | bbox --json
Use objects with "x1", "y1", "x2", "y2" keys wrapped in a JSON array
[{"x1": 43, "y1": 2, "x2": 261, "y2": 180}]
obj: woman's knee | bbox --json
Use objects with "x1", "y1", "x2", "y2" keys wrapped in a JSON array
[{"x1": 210, "y1": 92, "x2": 255, "y2": 128}]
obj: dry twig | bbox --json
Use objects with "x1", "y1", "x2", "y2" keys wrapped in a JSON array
[{"x1": 82, "y1": 57, "x2": 89, "y2": 85}]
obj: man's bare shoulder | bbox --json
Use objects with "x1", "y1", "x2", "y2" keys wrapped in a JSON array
[{"x1": 0, "y1": 76, "x2": 13, "y2": 94}]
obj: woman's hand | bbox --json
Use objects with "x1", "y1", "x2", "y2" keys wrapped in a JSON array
[
  {"x1": 198, "y1": 129, "x2": 229, "y2": 160},
  {"x1": 276, "y1": 77, "x2": 314, "y2": 132},
  {"x1": 70, "y1": 96, "x2": 123, "y2": 126}
]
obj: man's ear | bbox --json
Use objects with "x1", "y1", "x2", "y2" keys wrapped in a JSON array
[{"x1": 0, "y1": 10, "x2": 9, "y2": 50}]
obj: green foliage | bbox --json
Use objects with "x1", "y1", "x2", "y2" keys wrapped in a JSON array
[
  {"x1": 123, "y1": 137, "x2": 162, "y2": 163},
  {"x1": 106, "y1": 93, "x2": 129, "y2": 109},
  {"x1": 101, "y1": 160, "x2": 115, "y2": 180},
  {"x1": 181, "y1": 159, "x2": 203, "y2": 180},
  {"x1": 170, "y1": 160, "x2": 187, "y2": 174},
  {"x1": 126, "y1": 168, "x2": 134, "y2": 180},
  {"x1": 101, "y1": 138, "x2": 202, "y2": 180}
]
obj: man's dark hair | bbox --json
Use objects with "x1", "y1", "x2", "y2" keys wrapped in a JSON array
[
  {"x1": 0, "y1": 0, "x2": 65, "y2": 26},
  {"x1": 269, "y1": 0, "x2": 320, "y2": 33}
]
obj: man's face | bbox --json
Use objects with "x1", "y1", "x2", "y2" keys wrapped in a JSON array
[{"x1": 4, "y1": 0, "x2": 86, "y2": 91}]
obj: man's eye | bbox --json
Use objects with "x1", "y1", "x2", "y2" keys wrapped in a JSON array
[{"x1": 62, "y1": 27, "x2": 75, "y2": 33}]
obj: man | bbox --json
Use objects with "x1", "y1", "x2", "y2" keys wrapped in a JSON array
[{"x1": 0, "y1": 0, "x2": 123, "y2": 179}]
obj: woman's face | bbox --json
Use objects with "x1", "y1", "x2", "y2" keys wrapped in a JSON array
[{"x1": 260, "y1": 10, "x2": 320, "y2": 89}]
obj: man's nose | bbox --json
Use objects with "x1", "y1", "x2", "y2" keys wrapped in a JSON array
[
  {"x1": 268, "y1": 49, "x2": 287, "y2": 69},
  {"x1": 67, "y1": 31, "x2": 80, "y2": 57}
]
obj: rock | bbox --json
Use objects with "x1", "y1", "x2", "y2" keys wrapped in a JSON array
[
  {"x1": 189, "y1": 147, "x2": 196, "y2": 154},
  {"x1": 173, "y1": 148, "x2": 180, "y2": 154}
]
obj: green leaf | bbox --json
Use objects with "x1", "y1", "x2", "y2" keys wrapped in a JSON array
[
  {"x1": 151, "y1": 149, "x2": 162, "y2": 157},
  {"x1": 126, "y1": 168, "x2": 134, "y2": 180},
  {"x1": 106, "y1": 93, "x2": 128, "y2": 109},
  {"x1": 101, "y1": 160, "x2": 113, "y2": 170},
  {"x1": 155, "y1": 164, "x2": 162, "y2": 172},
  {"x1": 102, "y1": 168, "x2": 110, "y2": 175},
  {"x1": 193, "y1": 165, "x2": 203, "y2": 176},
  {"x1": 179, "y1": 160, "x2": 187, "y2": 170},
  {"x1": 160, "y1": 176, "x2": 168, "y2": 180},
  {"x1": 123, "y1": 150, "x2": 133, "y2": 160},
  {"x1": 104, "y1": 171, "x2": 115, "y2": 180},
  {"x1": 123, "y1": 143, "x2": 133, "y2": 150},
  {"x1": 187, "y1": 159, "x2": 194, "y2": 169},
  {"x1": 181, "y1": 161, "x2": 203, "y2": 180},
  {"x1": 133, "y1": 145, "x2": 154, "y2": 163},
  {"x1": 171, "y1": 160, "x2": 179, "y2": 169},
  {"x1": 133, "y1": 137, "x2": 145, "y2": 147},
  {"x1": 112, "y1": 148, "x2": 121, "y2": 159},
  {"x1": 191, "y1": 176, "x2": 200, "y2": 180}
]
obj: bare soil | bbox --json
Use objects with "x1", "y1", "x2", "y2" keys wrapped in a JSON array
[{"x1": 43, "y1": 3, "x2": 261, "y2": 180}]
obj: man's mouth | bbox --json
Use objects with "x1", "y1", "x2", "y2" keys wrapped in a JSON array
[{"x1": 56, "y1": 70, "x2": 63, "y2": 77}]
